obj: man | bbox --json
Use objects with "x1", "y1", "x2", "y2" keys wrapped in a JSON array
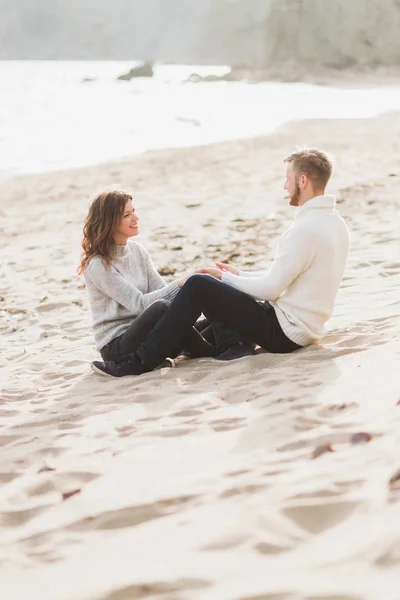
[{"x1": 91, "y1": 147, "x2": 350, "y2": 377}]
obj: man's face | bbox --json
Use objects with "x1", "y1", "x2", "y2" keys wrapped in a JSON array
[{"x1": 284, "y1": 162, "x2": 301, "y2": 207}]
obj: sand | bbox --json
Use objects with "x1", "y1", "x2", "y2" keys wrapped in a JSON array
[{"x1": 1, "y1": 113, "x2": 400, "y2": 600}]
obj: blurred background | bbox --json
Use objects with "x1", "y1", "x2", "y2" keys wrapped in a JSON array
[
  {"x1": 1, "y1": 0, "x2": 400, "y2": 178},
  {"x1": 2, "y1": 0, "x2": 400, "y2": 69}
]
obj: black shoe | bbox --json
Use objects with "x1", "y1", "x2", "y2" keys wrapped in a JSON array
[
  {"x1": 91, "y1": 353, "x2": 150, "y2": 377},
  {"x1": 215, "y1": 343, "x2": 256, "y2": 361}
]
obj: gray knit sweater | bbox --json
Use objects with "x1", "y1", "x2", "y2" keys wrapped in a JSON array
[{"x1": 84, "y1": 241, "x2": 179, "y2": 350}]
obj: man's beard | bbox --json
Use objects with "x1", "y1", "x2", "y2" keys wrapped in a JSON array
[{"x1": 289, "y1": 181, "x2": 301, "y2": 206}]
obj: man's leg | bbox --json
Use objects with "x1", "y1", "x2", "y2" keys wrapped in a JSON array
[
  {"x1": 208, "y1": 320, "x2": 254, "y2": 355},
  {"x1": 136, "y1": 274, "x2": 299, "y2": 369},
  {"x1": 193, "y1": 317, "x2": 249, "y2": 355}
]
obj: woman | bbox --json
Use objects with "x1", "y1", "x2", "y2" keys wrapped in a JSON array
[{"x1": 79, "y1": 190, "x2": 217, "y2": 364}]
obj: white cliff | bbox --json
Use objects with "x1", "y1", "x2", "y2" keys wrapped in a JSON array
[{"x1": 0, "y1": 0, "x2": 400, "y2": 70}]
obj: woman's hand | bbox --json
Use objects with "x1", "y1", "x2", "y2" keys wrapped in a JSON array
[
  {"x1": 177, "y1": 277, "x2": 188, "y2": 288},
  {"x1": 195, "y1": 267, "x2": 223, "y2": 280},
  {"x1": 215, "y1": 262, "x2": 239, "y2": 276},
  {"x1": 178, "y1": 263, "x2": 232, "y2": 287}
]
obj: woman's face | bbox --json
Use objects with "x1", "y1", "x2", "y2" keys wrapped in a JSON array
[{"x1": 114, "y1": 200, "x2": 139, "y2": 244}]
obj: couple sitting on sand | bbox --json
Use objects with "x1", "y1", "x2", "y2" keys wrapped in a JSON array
[{"x1": 79, "y1": 147, "x2": 350, "y2": 377}]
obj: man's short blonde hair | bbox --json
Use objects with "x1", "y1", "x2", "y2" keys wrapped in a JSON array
[{"x1": 284, "y1": 147, "x2": 333, "y2": 190}]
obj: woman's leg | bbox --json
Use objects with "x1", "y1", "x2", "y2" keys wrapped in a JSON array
[
  {"x1": 136, "y1": 274, "x2": 300, "y2": 369},
  {"x1": 101, "y1": 299, "x2": 218, "y2": 362},
  {"x1": 100, "y1": 300, "x2": 171, "y2": 361}
]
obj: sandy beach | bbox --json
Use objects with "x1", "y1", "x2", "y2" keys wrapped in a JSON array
[{"x1": 1, "y1": 112, "x2": 400, "y2": 600}]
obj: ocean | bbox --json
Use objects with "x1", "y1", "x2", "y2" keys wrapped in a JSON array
[{"x1": 1, "y1": 60, "x2": 400, "y2": 179}]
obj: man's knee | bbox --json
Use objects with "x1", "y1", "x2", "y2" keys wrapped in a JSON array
[{"x1": 186, "y1": 273, "x2": 215, "y2": 291}]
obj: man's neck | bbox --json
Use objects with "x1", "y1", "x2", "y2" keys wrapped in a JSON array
[{"x1": 298, "y1": 189, "x2": 325, "y2": 207}]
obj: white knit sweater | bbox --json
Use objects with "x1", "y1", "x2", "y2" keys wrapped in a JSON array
[
  {"x1": 221, "y1": 195, "x2": 350, "y2": 346},
  {"x1": 84, "y1": 241, "x2": 179, "y2": 350}
]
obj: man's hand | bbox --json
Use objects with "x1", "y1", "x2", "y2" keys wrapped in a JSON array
[
  {"x1": 215, "y1": 262, "x2": 239, "y2": 276},
  {"x1": 195, "y1": 267, "x2": 223, "y2": 280}
]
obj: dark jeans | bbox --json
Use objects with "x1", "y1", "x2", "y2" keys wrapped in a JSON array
[
  {"x1": 100, "y1": 300, "x2": 171, "y2": 361},
  {"x1": 100, "y1": 298, "x2": 245, "y2": 362},
  {"x1": 137, "y1": 274, "x2": 302, "y2": 369},
  {"x1": 188, "y1": 316, "x2": 252, "y2": 354}
]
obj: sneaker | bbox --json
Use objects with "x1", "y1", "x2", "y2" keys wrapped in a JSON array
[
  {"x1": 155, "y1": 357, "x2": 175, "y2": 370},
  {"x1": 215, "y1": 343, "x2": 256, "y2": 362},
  {"x1": 91, "y1": 353, "x2": 150, "y2": 377}
]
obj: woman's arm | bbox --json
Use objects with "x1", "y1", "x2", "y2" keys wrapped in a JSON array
[{"x1": 86, "y1": 258, "x2": 179, "y2": 313}]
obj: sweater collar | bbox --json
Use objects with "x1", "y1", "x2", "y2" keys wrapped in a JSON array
[
  {"x1": 296, "y1": 195, "x2": 336, "y2": 218},
  {"x1": 113, "y1": 244, "x2": 128, "y2": 258}
]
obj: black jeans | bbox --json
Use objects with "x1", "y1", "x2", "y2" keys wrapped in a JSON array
[
  {"x1": 100, "y1": 298, "x2": 244, "y2": 362},
  {"x1": 100, "y1": 300, "x2": 171, "y2": 361},
  {"x1": 137, "y1": 274, "x2": 302, "y2": 369}
]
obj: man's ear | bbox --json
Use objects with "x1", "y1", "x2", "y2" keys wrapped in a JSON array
[{"x1": 300, "y1": 174, "x2": 308, "y2": 188}]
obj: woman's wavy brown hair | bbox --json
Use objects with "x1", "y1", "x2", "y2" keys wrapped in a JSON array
[{"x1": 78, "y1": 190, "x2": 132, "y2": 275}]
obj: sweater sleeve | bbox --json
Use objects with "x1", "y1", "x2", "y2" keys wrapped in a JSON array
[
  {"x1": 237, "y1": 268, "x2": 268, "y2": 278},
  {"x1": 221, "y1": 224, "x2": 316, "y2": 301},
  {"x1": 141, "y1": 246, "x2": 169, "y2": 292},
  {"x1": 86, "y1": 258, "x2": 179, "y2": 313}
]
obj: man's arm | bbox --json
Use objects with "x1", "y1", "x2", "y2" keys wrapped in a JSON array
[
  {"x1": 216, "y1": 261, "x2": 267, "y2": 278},
  {"x1": 221, "y1": 225, "x2": 317, "y2": 301}
]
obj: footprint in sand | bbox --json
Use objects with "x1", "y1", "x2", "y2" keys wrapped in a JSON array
[
  {"x1": 0, "y1": 505, "x2": 48, "y2": 527},
  {"x1": 99, "y1": 578, "x2": 211, "y2": 600},
  {"x1": 236, "y1": 593, "x2": 296, "y2": 600},
  {"x1": 304, "y1": 596, "x2": 361, "y2": 600},
  {"x1": 67, "y1": 494, "x2": 198, "y2": 533},
  {"x1": 283, "y1": 500, "x2": 361, "y2": 535},
  {"x1": 211, "y1": 416, "x2": 247, "y2": 432}
]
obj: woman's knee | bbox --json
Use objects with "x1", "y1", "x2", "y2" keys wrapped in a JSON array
[{"x1": 148, "y1": 299, "x2": 171, "y2": 318}]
